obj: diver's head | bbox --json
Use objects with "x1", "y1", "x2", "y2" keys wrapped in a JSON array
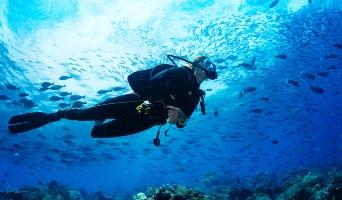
[{"x1": 191, "y1": 56, "x2": 218, "y2": 81}]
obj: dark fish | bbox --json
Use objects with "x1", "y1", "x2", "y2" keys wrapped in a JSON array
[
  {"x1": 62, "y1": 126, "x2": 70, "y2": 131},
  {"x1": 328, "y1": 66, "x2": 336, "y2": 70},
  {"x1": 60, "y1": 92, "x2": 72, "y2": 96},
  {"x1": 39, "y1": 87, "x2": 49, "y2": 91},
  {"x1": 6, "y1": 83, "x2": 19, "y2": 90},
  {"x1": 214, "y1": 58, "x2": 226, "y2": 63},
  {"x1": 37, "y1": 134, "x2": 48, "y2": 140},
  {"x1": 317, "y1": 71, "x2": 329, "y2": 77},
  {"x1": 19, "y1": 98, "x2": 37, "y2": 108},
  {"x1": 272, "y1": 139, "x2": 279, "y2": 144},
  {"x1": 310, "y1": 85, "x2": 324, "y2": 94},
  {"x1": 12, "y1": 101, "x2": 21, "y2": 105},
  {"x1": 58, "y1": 103, "x2": 70, "y2": 108},
  {"x1": 19, "y1": 92, "x2": 29, "y2": 97},
  {"x1": 325, "y1": 54, "x2": 338, "y2": 59},
  {"x1": 122, "y1": 142, "x2": 130, "y2": 146},
  {"x1": 260, "y1": 97, "x2": 270, "y2": 102},
  {"x1": 41, "y1": 82, "x2": 54, "y2": 88},
  {"x1": 96, "y1": 140, "x2": 106, "y2": 144},
  {"x1": 111, "y1": 86, "x2": 125, "y2": 91},
  {"x1": 214, "y1": 109, "x2": 218, "y2": 117},
  {"x1": 43, "y1": 155, "x2": 54, "y2": 162},
  {"x1": 12, "y1": 144, "x2": 22, "y2": 149},
  {"x1": 269, "y1": 0, "x2": 280, "y2": 8},
  {"x1": 250, "y1": 57, "x2": 256, "y2": 66},
  {"x1": 64, "y1": 139, "x2": 75, "y2": 146},
  {"x1": 226, "y1": 55, "x2": 238, "y2": 60},
  {"x1": 50, "y1": 85, "x2": 65, "y2": 90},
  {"x1": 288, "y1": 79, "x2": 299, "y2": 86},
  {"x1": 240, "y1": 63, "x2": 253, "y2": 69},
  {"x1": 275, "y1": 54, "x2": 287, "y2": 59},
  {"x1": 69, "y1": 95, "x2": 85, "y2": 101},
  {"x1": 333, "y1": 43, "x2": 342, "y2": 49},
  {"x1": 252, "y1": 108, "x2": 263, "y2": 114},
  {"x1": 243, "y1": 86, "x2": 256, "y2": 93},
  {"x1": 50, "y1": 95, "x2": 63, "y2": 101},
  {"x1": 311, "y1": 29, "x2": 319, "y2": 37},
  {"x1": 0, "y1": 94, "x2": 10, "y2": 101},
  {"x1": 72, "y1": 101, "x2": 86, "y2": 108},
  {"x1": 97, "y1": 89, "x2": 110, "y2": 95},
  {"x1": 59, "y1": 75, "x2": 72, "y2": 80},
  {"x1": 302, "y1": 72, "x2": 315, "y2": 80},
  {"x1": 64, "y1": 134, "x2": 76, "y2": 140}
]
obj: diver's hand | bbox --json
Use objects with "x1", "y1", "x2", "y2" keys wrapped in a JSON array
[{"x1": 166, "y1": 105, "x2": 186, "y2": 124}]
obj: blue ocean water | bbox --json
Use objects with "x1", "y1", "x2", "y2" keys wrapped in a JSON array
[{"x1": 0, "y1": 0, "x2": 341, "y2": 198}]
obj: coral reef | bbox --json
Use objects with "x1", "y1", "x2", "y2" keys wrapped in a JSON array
[{"x1": 0, "y1": 170, "x2": 341, "y2": 200}]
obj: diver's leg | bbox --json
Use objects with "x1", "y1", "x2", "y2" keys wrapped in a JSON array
[
  {"x1": 58, "y1": 93, "x2": 143, "y2": 121},
  {"x1": 90, "y1": 117, "x2": 155, "y2": 138}
]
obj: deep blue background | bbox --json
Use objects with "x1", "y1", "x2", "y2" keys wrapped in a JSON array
[{"x1": 0, "y1": 0, "x2": 341, "y2": 196}]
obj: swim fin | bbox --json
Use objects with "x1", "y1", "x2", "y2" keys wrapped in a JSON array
[{"x1": 8, "y1": 112, "x2": 60, "y2": 134}]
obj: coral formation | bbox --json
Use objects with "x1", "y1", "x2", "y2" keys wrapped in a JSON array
[{"x1": 0, "y1": 170, "x2": 341, "y2": 200}]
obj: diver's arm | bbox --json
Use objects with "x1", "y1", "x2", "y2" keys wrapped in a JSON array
[{"x1": 166, "y1": 105, "x2": 187, "y2": 128}]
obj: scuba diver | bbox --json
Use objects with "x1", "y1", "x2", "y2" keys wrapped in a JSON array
[{"x1": 8, "y1": 55, "x2": 217, "y2": 146}]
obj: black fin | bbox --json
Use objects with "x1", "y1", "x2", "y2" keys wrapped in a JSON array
[
  {"x1": 8, "y1": 112, "x2": 60, "y2": 134},
  {"x1": 8, "y1": 112, "x2": 47, "y2": 124}
]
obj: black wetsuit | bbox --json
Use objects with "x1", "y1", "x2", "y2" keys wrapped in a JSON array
[{"x1": 61, "y1": 64, "x2": 202, "y2": 138}]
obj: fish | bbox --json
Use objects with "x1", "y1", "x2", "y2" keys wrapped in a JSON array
[
  {"x1": 325, "y1": 54, "x2": 338, "y2": 59},
  {"x1": 41, "y1": 82, "x2": 54, "y2": 88},
  {"x1": 308, "y1": 0, "x2": 313, "y2": 4},
  {"x1": 0, "y1": 94, "x2": 10, "y2": 101},
  {"x1": 58, "y1": 103, "x2": 71, "y2": 108},
  {"x1": 260, "y1": 97, "x2": 270, "y2": 102},
  {"x1": 243, "y1": 86, "x2": 257, "y2": 93},
  {"x1": 310, "y1": 85, "x2": 324, "y2": 94},
  {"x1": 39, "y1": 87, "x2": 49, "y2": 91},
  {"x1": 50, "y1": 95, "x2": 64, "y2": 101},
  {"x1": 226, "y1": 55, "x2": 238, "y2": 60},
  {"x1": 328, "y1": 66, "x2": 336, "y2": 70},
  {"x1": 69, "y1": 95, "x2": 85, "y2": 101},
  {"x1": 6, "y1": 83, "x2": 19, "y2": 90},
  {"x1": 11, "y1": 101, "x2": 21, "y2": 105},
  {"x1": 288, "y1": 79, "x2": 299, "y2": 86},
  {"x1": 250, "y1": 57, "x2": 256, "y2": 66},
  {"x1": 302, "y1": 72, "x2": 316, "y2": 80},
  {"x1": 214, "y1": 109, "x2": 218, "y2": 117},
  {"x1": 64, "y1": 139, "x2": 75, "y2": 146},
  {"x1": 252, "y1": 108, "x2": 263, "y2": 114},
  {"x1": 19, "y1": 98, "x2": 37, "y2": 108},
  {"x1": 111, "y1": 86, "x2": 125, "y2": 91},
  {"x1": 50, "y1": 85, "x2": 65, "y2": 90},
  {"x1": 214, "y1": 58, "x2": 226, "y2": 63},
  {"x1": 333, "y1": 43, "x2": 342, "y2": 49},
  {"x1": 239, "y1": 63, "x2": 253, "y2": 69},
  {"x1": 272, "y1": 139, "x2": 279, "y2": 144},
  {"x1": 19, "y1": 92, "x2": 29, "y2": 97},
  {"x1": 317, "y1": 71, "x2": 329, "y2": 77},
  {"x1": 12, "y1": 144, "x2": 22, "y2": 149},
  {"x1": 60, "y1": 92, "x2": 72, "y2": 96},
  {"x1": 59, "y1": 75, "x2": 72, "y2": 80},
  {"x1": 72, "y1": 101, "x2": 86, "y2": 108},
  {"x1": 97, "y1": 89, "x2": 111, "y2": 95},
  {"x1": 269, "y1": 0, "x2": 280, "y2": 8},
  {"x1": 62, "y1": 126, "x2": 70, "y2": 131},
  {"x1": 275, "y1": 54, "x2": 287, "y2": 59},
  {"x1": 311, "y1": 29, "x2": 319, "y2": 37}
]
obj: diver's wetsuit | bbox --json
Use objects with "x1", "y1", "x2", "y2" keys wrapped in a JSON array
[{"x1": 60, "y1": 64, "x2": 202, "y2": 138}]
